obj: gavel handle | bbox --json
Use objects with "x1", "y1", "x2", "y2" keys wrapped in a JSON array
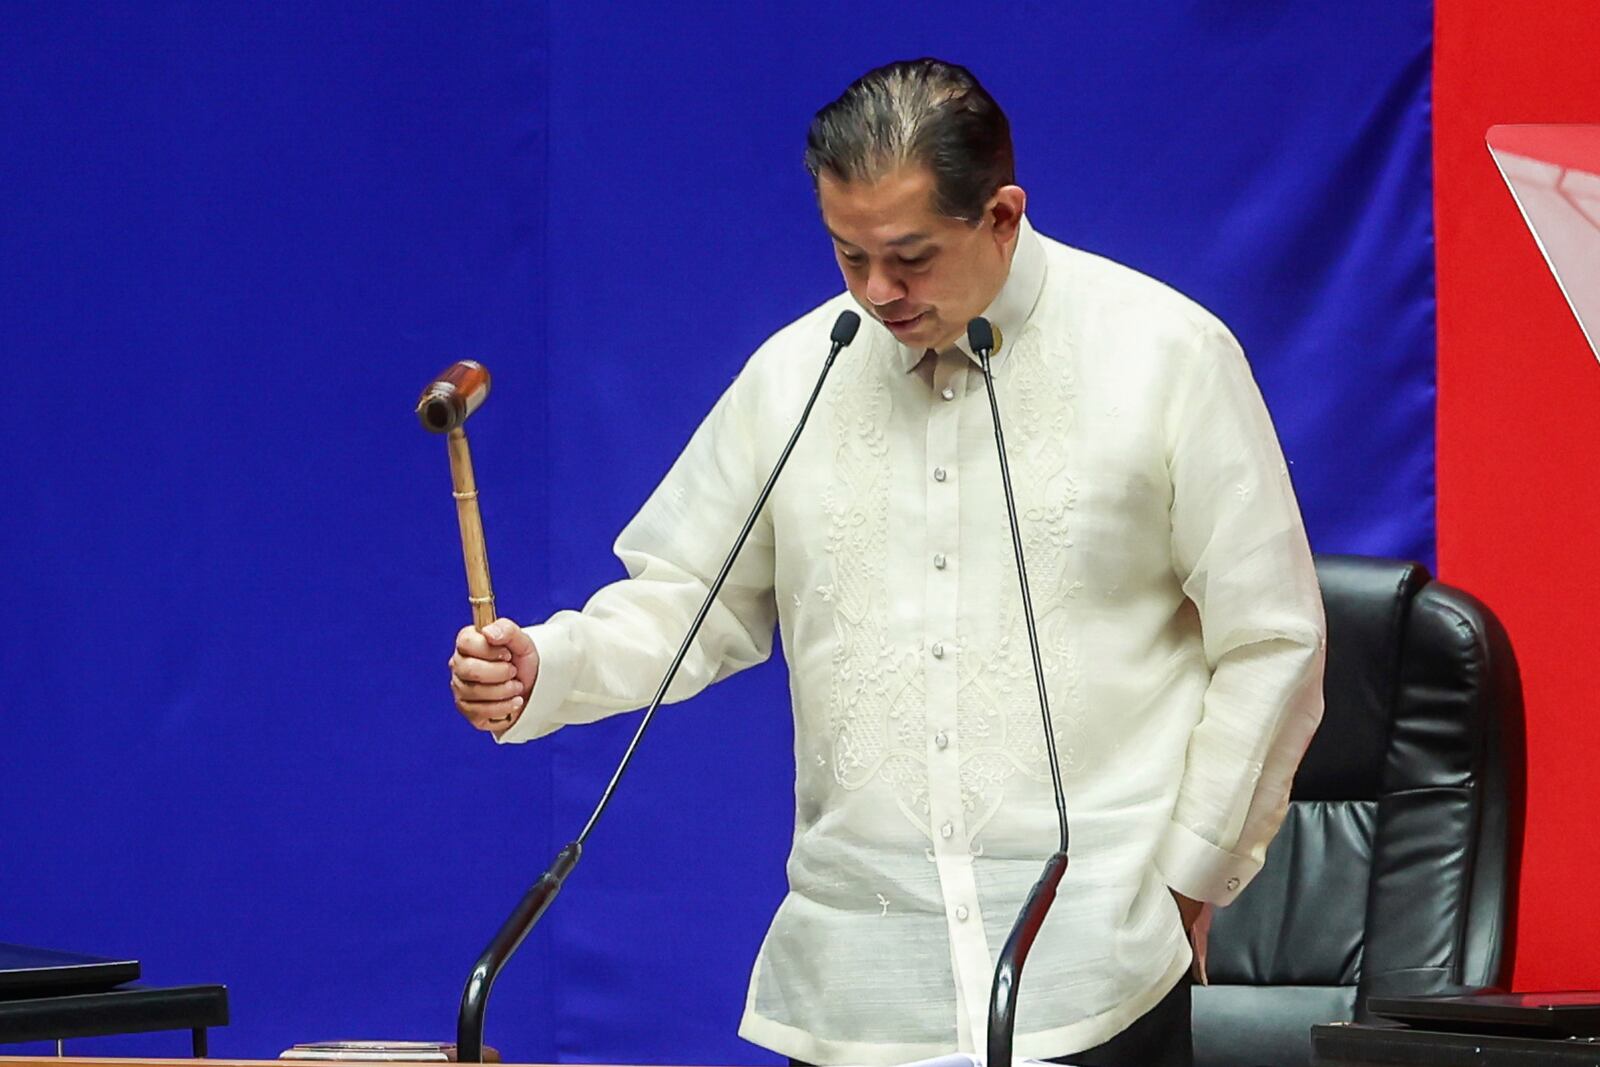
[{"x1": 447, "y1": 427, "x2": 496, "y2": 629}]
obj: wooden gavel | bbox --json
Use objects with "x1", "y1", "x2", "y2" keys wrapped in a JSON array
[{"x1": 416, "y1": 361, "x2": 496, "y2": 629}]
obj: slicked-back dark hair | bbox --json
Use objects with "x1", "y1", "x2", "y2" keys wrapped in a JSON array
[{"x1": 804, "y1": 59, "x2": 1015, "y2": 222}]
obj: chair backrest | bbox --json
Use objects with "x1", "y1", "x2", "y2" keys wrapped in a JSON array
[{"x1": 1191, "y1": 554, "x2": 1523, "y2": 1067}]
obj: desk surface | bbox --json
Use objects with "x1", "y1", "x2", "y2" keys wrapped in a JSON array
[{"x1": 0, "y1": 1060, "x2": 703, "y2": 1067}]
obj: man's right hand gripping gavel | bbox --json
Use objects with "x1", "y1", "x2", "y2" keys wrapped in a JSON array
[{"x1": 450, "y1": 619, "x2": 539, "y2": 733}]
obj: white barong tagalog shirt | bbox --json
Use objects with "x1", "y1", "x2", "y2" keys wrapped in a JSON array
[{"x1": 499, "y1": 219, "x2": 1327, "y2": 1064}]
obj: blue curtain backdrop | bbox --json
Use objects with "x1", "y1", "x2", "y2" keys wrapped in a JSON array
[{"x1": 0, "y1": 2, "x2": 1433, "y2": 1062}]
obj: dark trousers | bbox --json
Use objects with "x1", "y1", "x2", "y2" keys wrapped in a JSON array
[
  {"x1": 1049, "y1": 975, "x2": 1192, "y2": 1067},
  {"x1": 787, "y1": 975, "x2": 1192, "y2": 1067}
]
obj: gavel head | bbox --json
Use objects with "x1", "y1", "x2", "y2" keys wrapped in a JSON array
[{"x1": 416, "y1": 361, "x2": 492, "y2": 434}]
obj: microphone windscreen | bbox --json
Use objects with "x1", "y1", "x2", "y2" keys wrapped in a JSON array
[
  {"x1": 967, "y1": 317, "x2": 995, "y2": 353},
  {"x1": 831, "y1": 310, "x2": 862, "y2": 347}
]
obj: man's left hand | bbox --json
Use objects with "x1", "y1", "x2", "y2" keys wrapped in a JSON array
[
  {"x1": 1170, "y1": 889, "x2": 1212, "y2": 984},
  {"x1": 1172, "y1": 889, "x2": 1204, "y2": 932}
]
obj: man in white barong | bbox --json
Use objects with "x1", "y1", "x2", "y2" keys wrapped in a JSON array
[{"x1": 448, "y1": 58, "x2": 1325, "y2": 1067}]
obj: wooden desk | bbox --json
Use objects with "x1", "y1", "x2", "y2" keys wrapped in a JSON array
[{"x1": 0, "y1": 1061, "x2": 679, "y2": 1067}]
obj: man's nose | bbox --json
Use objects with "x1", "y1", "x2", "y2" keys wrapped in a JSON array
[{"x1": 864, "y1": 265, "x2": 905, "y2": 307}]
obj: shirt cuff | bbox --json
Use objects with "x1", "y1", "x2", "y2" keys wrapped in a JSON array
[
  {"x1": 1154, "y1": 820, "x2": 1261, "y2": 906},
  {"x1": 493, "y1": 619, "x2": 579, "y2": 745}
]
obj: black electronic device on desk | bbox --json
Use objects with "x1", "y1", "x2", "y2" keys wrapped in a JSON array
[
  {"x1": 0, "y1": 944, "x2": 141, "y2": 1000},
  {"x1": 0, "y1": 943, "x2": 227, "y2": 1057},
  {"x1": 1313, "y1": 992, "x2": 1600, "y2": 1066}
]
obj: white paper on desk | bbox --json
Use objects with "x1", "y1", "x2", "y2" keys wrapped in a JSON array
[{"x1": 879, "y1": 1053, "x2": 1061, "y2": 1067}]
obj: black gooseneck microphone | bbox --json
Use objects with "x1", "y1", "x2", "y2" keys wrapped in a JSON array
[
  {"x1": 456, "y1": 309, "x2": 862, "y2": 1063},
  {"x1": 968, "y1": 315, "x2": 1072, "y2": 1067}
]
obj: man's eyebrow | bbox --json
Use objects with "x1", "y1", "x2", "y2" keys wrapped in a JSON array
[{"x1": 825, "y1": 227, "x2": 933, "y2": 250}]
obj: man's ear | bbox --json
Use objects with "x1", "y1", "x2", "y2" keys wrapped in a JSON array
[{"x1": 987, "y1": 184, "x2": 1027, "y2": 243}]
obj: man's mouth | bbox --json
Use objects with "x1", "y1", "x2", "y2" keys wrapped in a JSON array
[{"x1": 881, "y1": 310, "x2": 927, "y2": 333}]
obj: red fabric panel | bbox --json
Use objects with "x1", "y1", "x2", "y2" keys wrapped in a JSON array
[{"x1": 1435, "y1": 0, "x2": 1600, "y2": 990}]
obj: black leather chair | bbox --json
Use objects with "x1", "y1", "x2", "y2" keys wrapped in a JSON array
[{"x1": 1191, "y1": 554, "x2": 1524, "y2": 1067}]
